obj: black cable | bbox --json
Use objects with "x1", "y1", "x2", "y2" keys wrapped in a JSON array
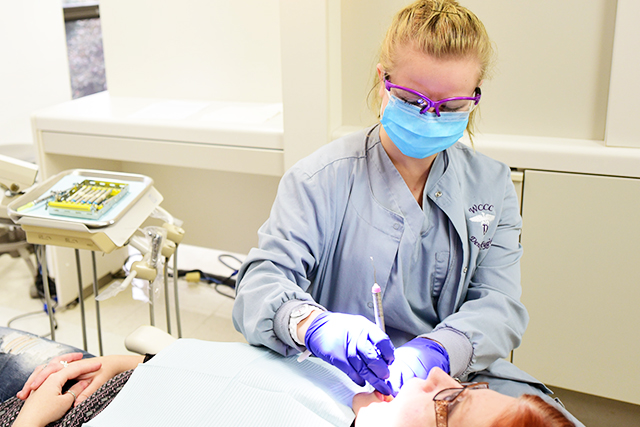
[
  {"x1": 172, "y1": 253, "x2": 240, "y2": 299},
  {"x1": 214, "y1": 283, "x2": 236, "y2": 300},
  {"x1": 173, "y1": 269, "x2": 236, "y2": 300},
  {"x1": 175, "y1": 269, "x2": 236, "y2": 287},
  {"x1": 30, "y1": 245, "x2": 59, "y2": 335},
  {"x1": 217, "y1": 254, "x2": 242, "y2": 273},
  {"x1": 123, "y1": 247, "x2": 240, "y2": 299},
  {"x1": 7, "y1": 310, "x2": 46, "y2": 327},
  {"x1": 7, "y1": 309, "x2": 58, "y2": 337}
]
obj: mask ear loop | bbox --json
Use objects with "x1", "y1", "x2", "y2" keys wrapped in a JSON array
[{"x1": 380, "y1": 86, "x2": 392, "y2": 119}]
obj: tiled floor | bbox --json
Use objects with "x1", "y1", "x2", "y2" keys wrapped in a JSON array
[{"x1": 0, "y1": 244, "x2": 246, "y2": 357}]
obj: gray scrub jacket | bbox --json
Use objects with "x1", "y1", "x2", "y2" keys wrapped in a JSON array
[{"x1": 233, "y1": 124, "x2": 531, "y2": 383}]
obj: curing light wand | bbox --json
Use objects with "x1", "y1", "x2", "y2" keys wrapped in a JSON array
[{"x1": 370, "y1": 257, "x2": 385, "y2": 332}]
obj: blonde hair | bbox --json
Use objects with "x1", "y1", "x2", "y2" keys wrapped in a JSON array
[{"x1": 372, "y1": 0, "x2": 495, "y2": 140}]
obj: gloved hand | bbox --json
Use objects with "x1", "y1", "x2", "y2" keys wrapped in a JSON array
[
  {"x1": 304, "y1": 311, "x2": 395, "y2": 395},
  {"x1": 386, "y1": 337, "x2": 450, "y2": 396}
]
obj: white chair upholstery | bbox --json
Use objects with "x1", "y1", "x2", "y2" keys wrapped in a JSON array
[{"x1": 125, "y1": 325, "x2": 178, "y2": 355}]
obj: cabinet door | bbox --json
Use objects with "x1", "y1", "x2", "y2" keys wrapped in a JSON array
[{"x1": 517, "y1": 170, "x2": 640, "y2": 405}]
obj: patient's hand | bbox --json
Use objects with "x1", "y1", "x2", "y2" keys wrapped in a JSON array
[
  {"x1": 13, "y1": 359, "x2": 101, "y2": 427},
  {"x1": 17, "y1": 352, "x2": 84, "y2": 400},
  {"x1": 18, "y1": 354, "x2": 144, "y2": 406}
]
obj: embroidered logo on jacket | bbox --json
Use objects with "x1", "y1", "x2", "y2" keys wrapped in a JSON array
[
  {"x1": 469, "y1": 211, "x2": 495, "y2": 235},
  {"x1": 468, "y1": 204, "x2": 495, "y2": 250}
]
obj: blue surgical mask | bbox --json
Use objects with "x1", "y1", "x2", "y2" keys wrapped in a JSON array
[{"x1": 380, "y1": 91, "x2": 470, "y2": 159}]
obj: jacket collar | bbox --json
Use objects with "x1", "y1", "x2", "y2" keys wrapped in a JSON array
[{"x1": 367, "y1": 125, "x2": 469, "y2": 252}]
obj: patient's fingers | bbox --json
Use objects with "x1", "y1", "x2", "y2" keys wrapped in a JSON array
[
  {"x1": 51, "y1": 360, "x2": 102, "y2": 386},
  {"x1": 74, "y1": 373, "x2": 108, "y2": 406},
  {"x1": 66, "y1": 379, "x2": 91, "y2": 405},
  {"x1": 17, "y1": 365, "x2": 45, "y2": 400},
  {"x1": 32, "y1": 352, "x2": 85, "y2": 389},
  {"x1": 17, "y1": 352, "x2": 85, "y2": 400}
]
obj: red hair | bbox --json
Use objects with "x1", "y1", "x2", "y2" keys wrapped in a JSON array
[{"x1": 490, "y1": 394, "x2": 575, "y2": 427}]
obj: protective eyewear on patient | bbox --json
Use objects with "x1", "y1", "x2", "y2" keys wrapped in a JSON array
[
  {"x1": 433, "y1": 382, "x2": 489, "y2": 427},
  {"x1": 384, "y1": 77, "x2": 481, "y2": 117}
]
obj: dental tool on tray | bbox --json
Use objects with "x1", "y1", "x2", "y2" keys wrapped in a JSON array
[{"x1": 17, "y1": 179, "x2": 129, "y2": 220}]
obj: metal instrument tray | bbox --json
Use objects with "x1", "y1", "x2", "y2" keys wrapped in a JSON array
[{"x1": 8, "y1": 169, "x2": 154, "y2": 229}]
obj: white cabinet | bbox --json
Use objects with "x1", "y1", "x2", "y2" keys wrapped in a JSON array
[
  {"x1": 34, "y1": 93, "x2": 286, "y2": 178},
  {"x1": 516, "y1": 170, "x2": 640, "y2": 405}
]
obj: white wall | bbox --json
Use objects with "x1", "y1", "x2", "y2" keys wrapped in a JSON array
[
  {"x1": 467, "y1": 0, "x2": 616, "y2": 141},
  {"x1": 340, "y1": 0, "x2": 617, "y2": 142},
  {"x1": 93, "y1": 0, "x2": 284, "y2": 253},
  {"x1": 0, "y1": 1, "x2": 70, "y2": 148},
  {"x1": 4, "y1": 0, "x2": 625, "y2": 154},
  {"x1": 0, "y1": 1, "x2": 633, "y2": 151},
  {"x1": 605, "y1": 0, "x2": 640, "y2": 148},
  {"x1": 99, "y1": 0, "x2": 282, "y2": 103}
]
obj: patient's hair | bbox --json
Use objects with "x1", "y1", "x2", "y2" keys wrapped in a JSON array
[{"x1": 490, "y1": 394, "x2": 574, "y2": 427}]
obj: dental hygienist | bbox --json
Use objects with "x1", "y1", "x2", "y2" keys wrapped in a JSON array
[{"x1": 234, "y1": 0, "x2": 541, "y2": 404}]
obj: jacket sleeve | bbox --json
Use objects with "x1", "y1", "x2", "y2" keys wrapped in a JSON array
[
  {"x1": 425, "y1": 167, "x2": 528, "y2": 378},
  {"x1": 231, "y1": 165, "x2": 335, "y2": 356}
]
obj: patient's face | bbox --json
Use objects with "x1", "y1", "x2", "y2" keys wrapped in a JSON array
[{"x1": 352, "y1": 368, "x2": 515, "y2": 427}]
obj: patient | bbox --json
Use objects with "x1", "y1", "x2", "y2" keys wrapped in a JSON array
[
  {"x1": 352, "y1": 368, "x2": 574, "y2": 427},
  {"x1": 1, "y1": 328, "x2": 575, "y2": 427}
]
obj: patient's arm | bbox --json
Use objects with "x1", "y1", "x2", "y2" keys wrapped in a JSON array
[{"x1": 17, "y1": 353, "x2": 144, "y2": 406}]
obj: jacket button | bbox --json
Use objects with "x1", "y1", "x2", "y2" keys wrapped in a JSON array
[
  {"x1": 463, "y1": 267, "x2": 468, "y2": 273},
  {"x1": 367, "y1": 302, "x2": 374, "y2": 308},
  {"x1": 393, "y1": 223, "x2": 400, "y2": 230},
  {"x1": 435, "y1": 191, "x2": 442, "y2": 198}
]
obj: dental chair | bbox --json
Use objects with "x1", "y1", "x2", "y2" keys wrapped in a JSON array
[{"x1": 125, "y1": 324, "x2": 177, "y2": 355}]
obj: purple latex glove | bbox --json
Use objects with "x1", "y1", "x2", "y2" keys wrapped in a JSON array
[
  {"x1": 304, "y1": 311, "x2": 395, "y2": 395},
  {"x1": 386, "y1": 337, "x2": 450, "y2": 396}
]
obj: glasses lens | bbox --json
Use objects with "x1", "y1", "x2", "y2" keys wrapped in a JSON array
[
  {"x1": 433, "y1": 383, "x2": 489, "y2": 427},
  {"x1": 439, "y1": 98, "x2": 477, "y2": 113},
  {"x1": 435, "y1": 387, "x2": 465, "y2": 403},
  {"x1": 389, "y1": 86, "x2": 430, "y2": 109},
  {"x1": 435, "y1": 383, "x2": 489, "y2": 414}
]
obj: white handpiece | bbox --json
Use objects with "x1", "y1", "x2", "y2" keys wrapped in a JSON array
[{"x1": 370, "y1": 257, "x2": 385, "y2": 332}]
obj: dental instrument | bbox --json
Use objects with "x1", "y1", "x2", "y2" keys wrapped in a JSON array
[
  {"x1": 45, "y1": 179, "x2": 129, "y2": 219},
  {"x1": 370, "y1": 257, "x2": 385, "y2": 332},
  {"x1": 16, "y1": 192, "x2": 53, "y2": 212}
]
